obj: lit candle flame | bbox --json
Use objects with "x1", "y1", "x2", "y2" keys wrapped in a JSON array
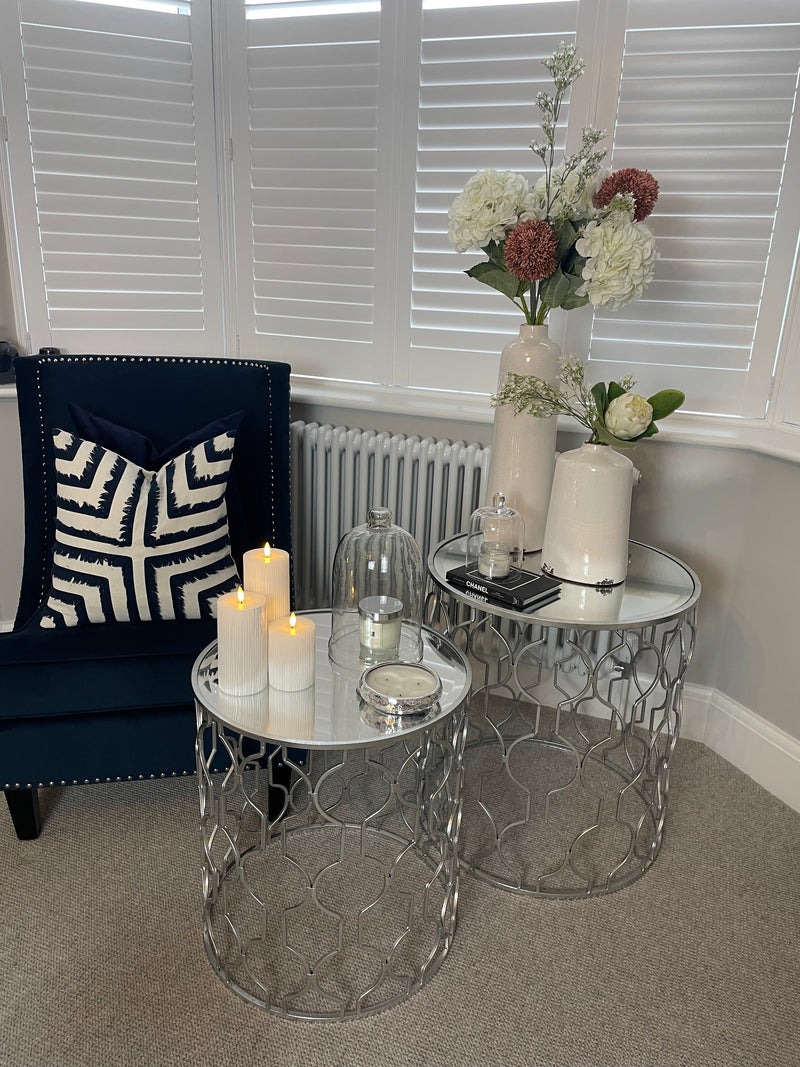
[
  {"x1": 263, "y1": 542, "x2": 271, "y2": 560},
  {"x1": 290, "y1": 611, "x2": 296, "y2": 633},
  {"x1": 237, "y1": 586, "x2": 244, "y2": 608}
]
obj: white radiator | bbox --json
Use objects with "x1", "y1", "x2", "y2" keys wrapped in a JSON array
[{"x1": 290, "y1": 421, "x2": 491, "y2": 609}]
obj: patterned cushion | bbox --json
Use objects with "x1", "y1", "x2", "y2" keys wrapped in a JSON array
[{"x1": 39, "y1": 429, "x2": 239, "y2": 628}]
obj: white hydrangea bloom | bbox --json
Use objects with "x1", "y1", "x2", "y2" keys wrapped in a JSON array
[
  {"x1": 530, "y1": 164, "x2": 610, "y2": 220},
  {"x1": 448, "y1": 169, "x2": 532, "y2": 252},
  {"x1": 605, "y1": 393, "x2": 653, "y2": 439},
  {"x1": 575, "y1": 212, "x2": 657, "y2": 310}
]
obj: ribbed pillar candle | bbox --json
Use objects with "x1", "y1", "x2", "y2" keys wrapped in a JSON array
[
  {"x1": 242, "y1": 544, "x2": 291, "y2": 655},
  {"x1": 268, "y1": 613, "x2": 316, "y2": 691},
  {"x1": 217, "y1": 588, "x2": 268, "y2": 695}
]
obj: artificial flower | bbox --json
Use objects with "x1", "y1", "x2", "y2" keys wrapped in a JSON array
[
  {"x1": 504, "y1": 219, "x2": 559, "y2": 281},
  {"x1": 448, "y1": 43, "x2": 659, "y2": 325},
  {"x1": 604, "y1": 393, "x2": 653, "y2": 439},
  {"x1": 594, "y1": 168, "x2": 659, "y2": 222},
  {"x1": 492, "y1": 357, "x2": 683, "y2": 449},
  {"x1": 447, "y1": 169, "x2": 534, "y2": 253},
  {"x1": 575, "y1": 210, "x2": 657, "y2": 311}
]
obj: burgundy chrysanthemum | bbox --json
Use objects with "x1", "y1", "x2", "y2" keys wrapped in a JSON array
[
  {"x1": 594, "y1": 168, "x2": 659, "y2": 221},
  {"x1": 504, "y1": 219, "x2": 559, "y2": 282}
]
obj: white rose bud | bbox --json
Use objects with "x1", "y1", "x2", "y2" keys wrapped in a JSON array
[{"x1": 605, "y1": 393, "x2": 653, "y2": 440}]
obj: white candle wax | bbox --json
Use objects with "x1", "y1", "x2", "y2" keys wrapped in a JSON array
[
  {"x1": 268, "y1": 613, "x2": 316, "y2": 691},
  {"x1": 478, "y1": 541, "x2": 511, "y2": 579},
  {"x1": 365, "y1": 664, "x2": 439, "y2": 700},
  {"x1": 217, "y1": 588, "x2": 268, "y2": 696},
  {"x1": 242, "y1": 544, "x2": 291, "y2": 650}
]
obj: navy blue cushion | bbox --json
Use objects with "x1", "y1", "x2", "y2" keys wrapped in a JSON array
[{"x1": 68, "y1": 403, "x2": 246, "y2": 468}]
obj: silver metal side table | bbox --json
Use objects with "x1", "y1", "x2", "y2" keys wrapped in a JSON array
[
  {"x1": 427, "y1": 536, "x2": 700, "y2": 900},
  {"x1": 192, "y1": 610, "x2": 471, "y2": 1020}
]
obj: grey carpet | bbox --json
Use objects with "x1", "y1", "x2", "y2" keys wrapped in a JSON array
[{"x1": 2, "y1": 739, "x2": 799, "y2": 1067}]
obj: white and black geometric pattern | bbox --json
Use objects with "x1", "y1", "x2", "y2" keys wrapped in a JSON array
[{"x1": 39, "y1": 429, "x2": 239, "y2": 627}]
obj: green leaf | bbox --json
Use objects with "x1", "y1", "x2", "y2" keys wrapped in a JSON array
[
  {"x1": 482, "y1": 240, "x2": 507, "y2": 268},
  {"x1": 466, "y1": 263, "x2": 521, "y2": 300},
  {"x1": 591, "y1": 382, "x2": 607, "y2": 418},
  {"x1": 638, "y1": 422, "x2": 659, "y2": 438},
  {"x1": 559, "y1": 273, "x2": 589, "y2": 310},
  {"x1": 592, "y1": 422, "x2": 637, "y2": 449},
  {"x1": 607, "y1": 380, "x2": 626, "y2": 403},
  {"x1": 538, "y1": 269, "x2": 570, "y2": 309},
  {"x1": 648, "y1": 389, "x2": 685, "y2": 421},
  {"x1": 551, "y1": 218, "x2": 578, "y2": 261}
]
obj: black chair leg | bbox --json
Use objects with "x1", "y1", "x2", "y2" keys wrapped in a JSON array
[{"x1": 4, "y1": 787, "x2": 42, "y2": 840}]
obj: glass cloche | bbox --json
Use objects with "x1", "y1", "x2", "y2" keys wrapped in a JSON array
[
  {"x1": 328, "y1": 506, "x2": 424, "y2": 669},
  {"x1": 466, "y1": 491, "x2": 525, "y2": 579}
]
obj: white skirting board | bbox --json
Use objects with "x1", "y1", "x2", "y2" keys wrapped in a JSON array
[
  {"x1": 680, "y1": 683, "x2": 800, "y2": 814},
  {"x1": 1, "y1": 614, "x2": 797, "y2": 814}
]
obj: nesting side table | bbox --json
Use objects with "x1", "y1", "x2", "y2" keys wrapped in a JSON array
[
  {"x1": 192, "y1": 611, "x2": 470, "y2": 1020},
  {"x1": 427, "y1": 537, "x2": 700, "y2": 899}
]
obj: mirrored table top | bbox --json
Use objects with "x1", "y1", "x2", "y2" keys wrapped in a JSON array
[
  {"x1": 192, "y1": 610, "x2": 471, "y2": 750},
  {"x1": 429, "y1": 536, "x2": 700, "y2": 631}
]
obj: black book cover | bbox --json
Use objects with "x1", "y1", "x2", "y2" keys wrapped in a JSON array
[{"x1": 445, "y1": 564, "x2": 561, "y2": 608}]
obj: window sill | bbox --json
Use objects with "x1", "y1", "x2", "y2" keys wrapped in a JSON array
[{"x1": 292, "y1": 376, "x2": 800, "y2": 464}]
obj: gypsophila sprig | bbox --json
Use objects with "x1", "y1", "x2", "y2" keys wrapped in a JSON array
[
  {"x1": 493, "y1": 358, "x2": 684, "y2": 449},
  {"x1": 448, "y1": 42, "x2": 660, "y2": 325}
]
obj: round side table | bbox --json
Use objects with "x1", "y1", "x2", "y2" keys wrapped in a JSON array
[
  {"x1": 192, "y1": 611, "x2": 471, "y2": 1020},
  {"x1": 427, "y1": 537, "x2": 700, "y2": 899}
]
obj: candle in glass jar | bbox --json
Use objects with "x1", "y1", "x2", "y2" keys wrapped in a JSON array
[
  {"x1": 364, "y1": 663, "x2": 440, "y2": 700},
  {"x1": 217, "y1": 587, "x2": 268, "y2": 695},
  {"x1": 358, "y1": 595, "x2": 403, "y2": 662},
  {"x1": 268, "y1": 612, "x2": 316, "y2": 691},
  {"x1": 478, "y1": 541, "x2": 511, "y2": 579}
]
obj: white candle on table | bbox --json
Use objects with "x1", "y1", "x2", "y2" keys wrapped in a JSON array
[
  {"x1": 268, "y1": 612, "x2": 316, "y2": 691},
  {"x1": 242, "y1": 543, "x2": 291, "y2": 653},
  {"x1": 217, "y1": 587, "x2": 268, "y2": 696},
  {"x1": 365, "y1": 664, "x2": 439, "y2": 700},
  {"x1": 478, "y1": 541, "x2": 511, "y2": 579}
]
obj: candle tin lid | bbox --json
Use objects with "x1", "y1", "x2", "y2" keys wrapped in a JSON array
[
  {"x1": 357, "y1": 661, "x2": 442, "y2": 717},
  {"x1": 358, "y1": 595, "x2": 404, "y2": 622}
]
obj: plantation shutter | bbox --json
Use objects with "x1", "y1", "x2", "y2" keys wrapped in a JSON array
[
  {"x1": 231, "y1": 1, "x2": 384, "y2": 383},
  {"x1": 0, "y1": 0, "x2": 224, "y2": 356},
  {"x1": 587, "y1": 0, "x2": 800, "y2": 419},
  {"x1": 407, "y1": 0, "x2": 580, "y2": 396}
]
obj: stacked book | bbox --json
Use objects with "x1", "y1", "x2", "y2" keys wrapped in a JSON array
[{"x1": 445, "y1": 564, "x2": 561, "y2": 610}]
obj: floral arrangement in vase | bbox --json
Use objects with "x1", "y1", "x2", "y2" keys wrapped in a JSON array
[
  {"x1": 446, "y1": 41, "x2": 661, "y2": 552},
  {"x1": 447, "y1": 41, "x2": 660, "y2": 324},
  {"x1": 495, "y1": 359, "x2": 685, "y2": 587},
  {"x1": 493, "y1": 359, "x2": 685, "y2": 449}
]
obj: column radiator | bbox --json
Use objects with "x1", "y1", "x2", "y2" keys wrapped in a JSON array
[{"x1": 290, "y1": 421, "x2": 491, "y2": 609}]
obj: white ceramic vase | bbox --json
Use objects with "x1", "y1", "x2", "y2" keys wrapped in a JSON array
[
  {"x1": 541, "y1": 442, "x2": 634, "y2": 586},
  {"x1": 485, "y1": 324, "x2": 560, "y2": 552}
]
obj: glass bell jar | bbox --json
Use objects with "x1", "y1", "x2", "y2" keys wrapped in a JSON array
[
  {"x1": 328, "y1": 506, "x2": 424, "y2": 669},
  {"x1": 466, "y1": 491, "x2": 525, "y2": 580}
]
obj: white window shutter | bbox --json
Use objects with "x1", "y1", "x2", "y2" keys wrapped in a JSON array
[
  {"x1": 587, "y1": 0, "x2": 800, "y2": 419},
  {"x1": 230, "y1": 3, "x2": 382, "y2": 383},
  {"x1": 0, "y1": 0, "x2": 224, "y2": 356},
  {"x1": 408, "y1": 1, "x2": 580, "y2": 396}
]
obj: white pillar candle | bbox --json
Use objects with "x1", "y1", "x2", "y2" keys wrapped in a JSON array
[
  {"x1": 242, "y1": 543, "x2": 291, "y2": 647},
  {"x1": 217, "y1": 587, "x2": 268, "y2": 696},
  {"x1": 268, "y1": 612, "x2": 316, "y2": 691}
]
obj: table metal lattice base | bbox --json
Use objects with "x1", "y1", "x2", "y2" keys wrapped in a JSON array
[
  {"x1": 196, "y1": 707, "x2": 466, "y2": 1019},
  {"x1": 430, "y1": 604, "x2": 697, "y2": 899}
]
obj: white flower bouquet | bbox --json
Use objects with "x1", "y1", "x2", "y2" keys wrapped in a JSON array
[
  {"x1": 494, "y1": 358, "x2": 684, "y2": 449},
  {"x1": 448, "y1": 42, "x2": 659, "y2": 324}
]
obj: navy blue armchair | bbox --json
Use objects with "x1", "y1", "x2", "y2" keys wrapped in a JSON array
[{"x1": 1, "y1": 353, "x2": 292, "y2": 839}]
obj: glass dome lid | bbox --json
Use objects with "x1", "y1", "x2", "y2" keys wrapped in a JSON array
[
  {"x1": 466, "y1": 491, "x2": 525, "y2": 580},
  {"x1": 328, "y1": 506, "x2": 424, "y2": 670}
]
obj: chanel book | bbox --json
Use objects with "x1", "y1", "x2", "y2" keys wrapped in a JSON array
[{"x1": 445, "y1": 565, "x2": 561, "y2": 609}]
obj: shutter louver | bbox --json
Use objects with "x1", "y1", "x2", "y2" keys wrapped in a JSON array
[
  {"x1": 236, "y1": 3, "x2": 380, "y2": 380},
  {"x1": 408, "y1": 1, "x2": 579, "y2": 395},
  {"x1": 588, "y1": 0, "x2": 800, "y2": 418},
  {"x1": 5, "y1": 0, "x2": 222, "y2": 355}
]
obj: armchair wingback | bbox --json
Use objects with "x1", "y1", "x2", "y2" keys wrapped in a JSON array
[{"x1": 1, "y1": 354, "x2": 292, "y2": 838}]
